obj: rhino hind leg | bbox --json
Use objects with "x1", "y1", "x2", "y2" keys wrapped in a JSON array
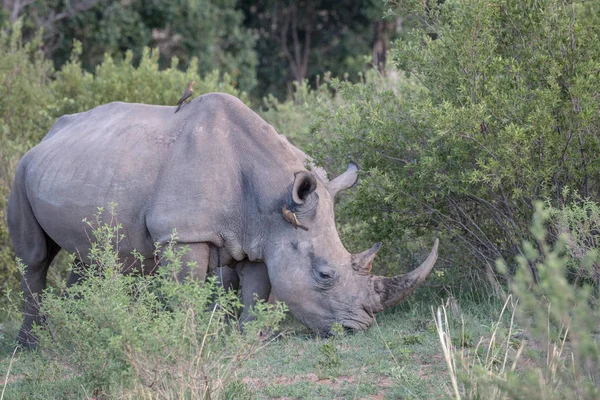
[
  {"x1": 13, "y1": 226, "x2": 60, "y2": 348},
  {"x1": 17, "y1": 237, "x2": 60, "y2": 349},
  {"x1": 7, "y1": 181, "x2": 61, "y2": 349}
]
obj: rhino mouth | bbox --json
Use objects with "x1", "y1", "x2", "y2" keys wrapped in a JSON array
[
  {"x1": 321, "y1": 320, "x2": 370, "y2": 337},
  {"x1": 339, "y1": 318, "x2": 372, "y2": 333},
  {"x1": 322, "y1": 310, "x2": 374, "y2": 336}
]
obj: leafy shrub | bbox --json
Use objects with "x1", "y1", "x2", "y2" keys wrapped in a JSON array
[
  {"x1": 53, "y1": 41, "x2": 249, "y2": 117},
  {"x1": 310, "y1": 0, "x2": 600, "y2": 278},
  {"x1": 546, "y1": 191, "x2": 600, "y2": 294},
  {"x1": 0, "y1": 21, "x2": 57, "y2": 146},
  {"x1": 11, "y1": 210, "x2": 287, "y2": 399},
  {"x1": 436, "y1": 202, "x2": 600, "y2": 399},
  {"x1": 259, "y1": 77, "x2": 335, "y2": 149},
  {"x1": 0, "y1": 21, "x2": 57, "y2": 299}
]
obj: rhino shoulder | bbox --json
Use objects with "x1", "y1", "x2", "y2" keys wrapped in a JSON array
[
  {"x1": 197, "y1": 92, "x2": 244, "y2": 107},
  {"x1": 192, "y1": 93, "x2": 256, "y2": 120},
  {"x1": 41, "y1": 112, "x2": 82, "y2": 141}
]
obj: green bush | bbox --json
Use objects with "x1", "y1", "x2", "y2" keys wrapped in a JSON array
[
  {"x1": 436, "y1": 202, "x2": 600, "y2": 399},
  {"x1": 2, "y1": 210, "x2": 287, "y2": 398},
  {"x1": 0, "y1": 21, "x2": 57, "y2": 146},
  {"x1": 546, "y1": 191, "x2": 600, "y2": 295},
  {"x1": 0, "y1": 21, "x2": 57, "y2": 298},
  {"x1": 310, "y1": 0, "x2": 600, "y2": 278},
  {"x1": 53, "y1": 41, "x2": 249, "y2": 117},
  {"x1": 259, "y1": 77, "x2": 334, "y2": 149}
]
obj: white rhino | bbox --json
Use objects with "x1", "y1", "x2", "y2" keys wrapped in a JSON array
[{"x1": 7, "y1": 92, "x2": 438, "y2": 347}]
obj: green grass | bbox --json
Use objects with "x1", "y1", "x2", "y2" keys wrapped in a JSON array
[
  {"x1": 236, "y1": 290, "x2": 507, "y2": 400},
  {"x1": 0, "y1": 287, "x2": 505, "y2": 399}
]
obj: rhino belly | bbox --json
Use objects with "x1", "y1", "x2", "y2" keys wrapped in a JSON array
[{"x1": 28, "y1": 173, "x2": 155, "y2": 264}]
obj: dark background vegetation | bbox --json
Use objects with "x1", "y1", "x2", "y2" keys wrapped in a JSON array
[
  {"x1": 1, "y1": 0, "x2": 397, "y2": 99},
  {"x1": 0, "y1": 1, "x2": 599, "y2": 398}
]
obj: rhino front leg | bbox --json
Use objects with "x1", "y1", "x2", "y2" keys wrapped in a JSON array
[
  {"x1": 216, "y1": 265, "x2": 240, "y2": 291},
  {"x1": 238, "y1": 261, "x2": 272, "y2": 325},
  {"x1": 159, "y1": 242, "x2": 210, "y2": 282},
  {"x1": 65, "y1": 258, "x2": 87, "y2": 288}
]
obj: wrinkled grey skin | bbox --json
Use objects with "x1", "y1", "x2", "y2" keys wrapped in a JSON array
[{"x1": 8, "y1": 92, "x2": 438, "y2": 348}]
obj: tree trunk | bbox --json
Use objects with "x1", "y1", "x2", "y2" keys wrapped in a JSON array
[
  {"x1": 278, "y1": 2, "x2": 312, "y2": 85},
  {"x1": 372, "y1": 19, "x2": 388, "y2": 75}
]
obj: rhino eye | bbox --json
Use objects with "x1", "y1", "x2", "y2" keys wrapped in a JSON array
[
  {"x1": 318, "y1": 271, "x2": 331, "y2": 280},
  {"x1": 313, "y1": 266, "x2": 337, "y2": 289}
]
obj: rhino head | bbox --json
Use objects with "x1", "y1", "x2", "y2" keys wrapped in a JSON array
[{"x1": 262, "y1": 164, "x2": 438, "y2": 336}]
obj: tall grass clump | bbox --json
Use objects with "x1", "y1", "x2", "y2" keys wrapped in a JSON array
[
  {"x1": 3, "y1": 208, "x2": 286, "y2": 399},
  {"x1": 436, "y1": 202, "x2": 600, "y2": 399}
]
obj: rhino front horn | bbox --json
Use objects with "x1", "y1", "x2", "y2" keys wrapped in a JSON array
[{"x1": 370, "y1": 239, "x2": 439, "y2": 312}]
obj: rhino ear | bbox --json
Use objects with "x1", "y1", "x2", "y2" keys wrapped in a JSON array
[
  {"x1": 292, "y1": 171, "x2": 318, "y2": 204},
  {"x1": 327, "y1": 162, "x2": 359, "y2": 197}
]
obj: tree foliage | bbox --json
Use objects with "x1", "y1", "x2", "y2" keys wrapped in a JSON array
[
  {"x1": 2, "y1": 0, "x2": 258, "y2": 90},
  {"x1": 1, "y1": 0, "x2": 403, "y2": 98},
  {"x1": 239, "y1": 0, "x2": 391, "y2": 98},
  {"x1": 310, "y1": 0, "x2": 600, "y2": 276}
]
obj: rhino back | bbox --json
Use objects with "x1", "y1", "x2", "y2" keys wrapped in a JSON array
[{"x1": 19, "y1": 93, "x2": 303, "y2": 261}]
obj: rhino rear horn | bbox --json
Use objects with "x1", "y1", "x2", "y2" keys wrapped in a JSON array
[{"x1": 352, "y1": 242, "x2": 382, "y2": 274}]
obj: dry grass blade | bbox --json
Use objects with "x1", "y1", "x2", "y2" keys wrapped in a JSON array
[
  {"x1": 434, "y1": 305, "x2": 461, "y2": 400},
  {"x1": 1, "y1": 346, "x2": 19, "y2": 400}
]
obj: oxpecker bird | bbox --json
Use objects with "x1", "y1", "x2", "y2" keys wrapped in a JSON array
[
  {"x1": 282, "y1": 204, "x2": 309, "y2": 231},
  {"x1": 175, "y1": 81, "x2": 195, "y2": 113}
]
